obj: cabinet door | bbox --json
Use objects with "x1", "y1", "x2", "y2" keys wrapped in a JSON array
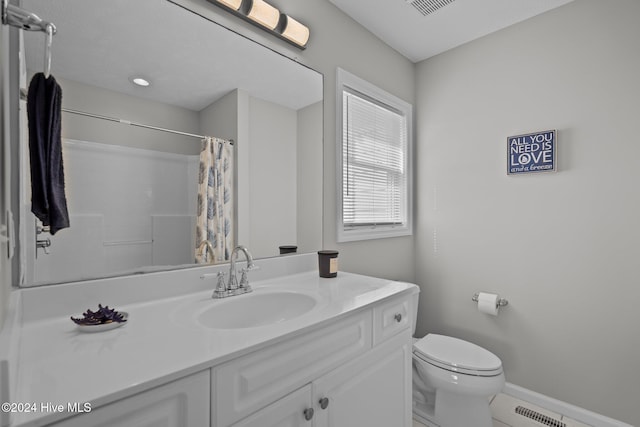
[
  {"x1": 50, "y1": 371, "x2": 210, "y2": 427},
  {"x1": 313, "y1": 330, "x2": 412, "y2": 427},
  {"x1": 231, "y1": 385, "x2": 313, "y2": 427}
]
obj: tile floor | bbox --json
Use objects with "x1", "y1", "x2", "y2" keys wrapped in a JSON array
[{"x1": 413, "y1": 393, "x2": 592, "y2": 427}]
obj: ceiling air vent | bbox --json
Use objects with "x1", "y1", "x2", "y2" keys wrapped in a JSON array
[
  {"x1": 407, "y1": 0, "x2": 456, "y2": 17},
  {"x1": 515, "y1": 406, "x2": 566, "y2": 427}
]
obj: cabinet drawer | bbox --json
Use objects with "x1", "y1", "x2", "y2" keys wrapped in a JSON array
[
  {"x1": 373, "y1": 294, "x2": 411, "y2": 345},
  {"x1": 214, "y1": 310, "x2": 372, "y2": 426}
]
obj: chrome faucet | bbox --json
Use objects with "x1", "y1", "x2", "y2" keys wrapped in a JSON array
[{"x1": 211, "y1": 245, "x2": 258, "y2": 298}]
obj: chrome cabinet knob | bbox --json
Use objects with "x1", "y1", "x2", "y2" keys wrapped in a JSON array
[
  {"x1": 303, "y1": 408, "x2": 314, "y2": 421},
  {"x1": 319, "y1": 397, "x2": 329, "y2": 409},
  {"x1": 394, "y1": 313, "x2": 402, "y2": 322}
]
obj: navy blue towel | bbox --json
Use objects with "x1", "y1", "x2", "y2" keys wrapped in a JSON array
[{"x1": 27, "y1": 73, "x2": 69, "y2": 235}]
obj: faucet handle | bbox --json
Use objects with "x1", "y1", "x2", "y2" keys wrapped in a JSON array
[
  {"x1": 216, "y1": 271, "x2": 227, "y2": 290},
  {"x1": 239, "y1": 268, "x2": 249, "y2": 287},
  {"x1": 238, "y1": 268, "x2": 254, "y2": 293},
  {"x1": 212, "y1": 271, "x2": 229, "y2": 298}
]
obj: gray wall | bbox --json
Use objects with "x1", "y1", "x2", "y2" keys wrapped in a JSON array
[
  {"x1": 248, "y1": 96, "x2": 297, "y2": 257},
  {"x1": 172, "y1": 0, "x2": 416, "y2": 283},
  {"x1": 199, "y1": 89, "x2": 239, "y2": 143},
  {"x1": 297, "y1": 101, "x2": 323, "y2": 254},
  {"x1": 271, "y1": 0, "x2": 417, "y2": 282},
  {"x1": 414, "y1": 0, "x2": 640, "y2": 424}
]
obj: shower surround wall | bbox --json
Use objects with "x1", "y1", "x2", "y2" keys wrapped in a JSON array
[
  {"x1": 414, "y1": 0, "x2": 640, "y2": 425},
  {"x1": 26, "y1": 140, "x2": 199, "y2": 285}
]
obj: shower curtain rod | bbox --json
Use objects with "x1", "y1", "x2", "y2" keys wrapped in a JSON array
[
  {"x1": 62, "y1": 108, "x2": 235, "y2": 145},
  {"x1": 18, "y1": 89, "x2": 234, "y2": 144}
]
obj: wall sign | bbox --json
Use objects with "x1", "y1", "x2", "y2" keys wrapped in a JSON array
[{"x1": 507, "y1": 130, "x2": 556, "y2": 175}]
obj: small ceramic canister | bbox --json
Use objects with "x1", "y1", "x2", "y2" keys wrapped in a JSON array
[{"x1": 317, "y1": 250, "x2": 339, "y2": 278}]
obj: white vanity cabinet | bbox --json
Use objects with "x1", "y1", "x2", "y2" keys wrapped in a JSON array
[
  {"x1": 7, "y1": 260, "x2": 419, "y2": 427},
  {"x1": 49, "y1": 371, "x2": 210, "y2": 427},
  {"x1": 216, "y1": 293, "x2": 414, "y2": 427}
]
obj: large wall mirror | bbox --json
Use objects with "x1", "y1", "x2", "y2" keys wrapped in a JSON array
[{"x1": 18, "y1": 0, "x2": 323, "y2": 286}]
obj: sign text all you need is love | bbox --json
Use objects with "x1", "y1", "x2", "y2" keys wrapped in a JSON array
[{"x1": 507, "y1": 130, "x2": 556, "y2": 175}]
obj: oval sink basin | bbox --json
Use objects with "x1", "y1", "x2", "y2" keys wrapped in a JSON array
[{"x1": 197, "y1": 291, "x2": 317, "y2": 329}]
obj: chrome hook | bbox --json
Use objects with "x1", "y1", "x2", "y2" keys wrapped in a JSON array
[{"x1": 43, "y1": 23, "x2": 55, "y2": 78}]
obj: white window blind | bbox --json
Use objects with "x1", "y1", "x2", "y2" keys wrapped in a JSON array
[{"x1": 337, "y1": 68, "x2": 412, "y2": 242}]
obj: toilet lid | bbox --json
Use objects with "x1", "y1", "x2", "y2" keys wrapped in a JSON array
[{"x1": 413, "y1": 334, "x2": 503, "y2": 376}]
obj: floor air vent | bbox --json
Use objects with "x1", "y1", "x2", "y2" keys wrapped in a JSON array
[
  {"x1": 407, "y1": 0, "x2": 456, "y2": 17},
  {"x1": 515, "y1": 405, "x2": 566, "y2": 427}
]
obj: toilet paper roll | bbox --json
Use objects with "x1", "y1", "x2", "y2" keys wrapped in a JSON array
[{"x1": 477, "y1": 292, "x2": 500, "y2": 316}]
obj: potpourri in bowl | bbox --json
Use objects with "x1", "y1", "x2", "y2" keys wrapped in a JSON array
[{"x1": 71, "y1": 305, "x2": 128, "y2": 332}]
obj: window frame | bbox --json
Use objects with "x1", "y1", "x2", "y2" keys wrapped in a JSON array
[{"x1": 336, "y1": 68, "x2": 413, "y2": 243}]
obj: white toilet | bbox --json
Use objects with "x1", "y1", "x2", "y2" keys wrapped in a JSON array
[{"x1": 412, "y1": 334, "x2": 505, "y2": 427}]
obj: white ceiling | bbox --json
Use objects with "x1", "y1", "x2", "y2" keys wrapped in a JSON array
[
  {"x1": 327, "y1": 0, "x2": 575, "y2": 63},
  {"x1": 21, "y1": 0, "x2": 322, "y2": 112}
]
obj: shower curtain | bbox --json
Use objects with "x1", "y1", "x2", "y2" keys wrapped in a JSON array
[{"x1": 195, "y1": 136, "x2": 234, "y2": 263}]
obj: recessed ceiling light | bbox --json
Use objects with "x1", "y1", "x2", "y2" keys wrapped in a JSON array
[{"x1": 131, "y1": 77, "x2": 151, "y2": 87}]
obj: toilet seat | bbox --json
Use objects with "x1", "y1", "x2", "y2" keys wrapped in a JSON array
[{"x1": 413, "y1": 334, "x2": 503, "y2": 377}]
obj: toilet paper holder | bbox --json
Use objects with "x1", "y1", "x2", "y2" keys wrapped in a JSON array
[{"x1": 472, "y1": 293, "x2": 509, "y2": 307}]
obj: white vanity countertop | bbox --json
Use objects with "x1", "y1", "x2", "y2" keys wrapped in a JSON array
[{"x1": 8, "y1": 269, "x2": 418, "y2": 426}]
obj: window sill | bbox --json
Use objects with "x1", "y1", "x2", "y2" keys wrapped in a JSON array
[{"x1": 337, "y1": 226, "x2": 412, "y2": 243}]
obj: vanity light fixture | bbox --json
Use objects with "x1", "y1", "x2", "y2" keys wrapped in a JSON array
[
  {"x1": 245, "y1": 0, "x2": 279, "y2": 30},
  {"x1": 130, "y1": 77, "x2": 151, "y2": 87},
  {"x1": 207, "y1": 0, "x2": 309, "y2": 49},
  {"x1": 214, "y1": 0, "x2": 242, "y2": 11},
  {"x1": 277, "y1": 14, "x2": 310, "y2": 48}
]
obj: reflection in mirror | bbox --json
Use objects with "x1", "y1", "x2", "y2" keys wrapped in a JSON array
[{"x1": 19, "y1": 0, "x2": 323, "y2": 286}]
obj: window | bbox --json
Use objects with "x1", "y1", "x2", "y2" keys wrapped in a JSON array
[{"x1": 336, "y1": 68, "x2": 413, "y2": 242}]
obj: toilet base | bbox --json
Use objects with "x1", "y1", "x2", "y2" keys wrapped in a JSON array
[
  {"x1": 413, "y1": 387, "x2": 494, "y2": 427},
  {"x1": 413, "y1": 400, "x2": 439, "y2": 427},
  {"x1": 435, "y1": 389, "x2": 494, "y2": 427}
]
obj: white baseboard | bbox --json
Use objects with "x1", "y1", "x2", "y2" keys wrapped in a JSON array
[{"x1": 503, "y1": 383, "x2": 633, "y2": 427}]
